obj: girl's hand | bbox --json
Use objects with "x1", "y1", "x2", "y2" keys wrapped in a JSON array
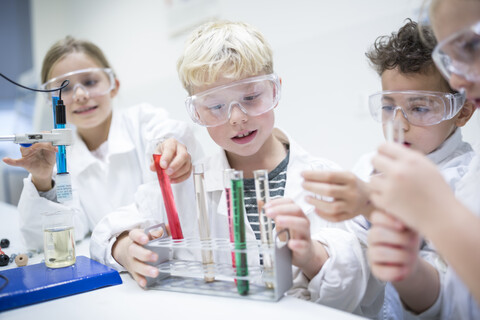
[
  {"x1": 149, "y1": 138, "x2": 192, "y2": 183},
  {"x1": 3, "y1": 142, "x2": 57, "y2": 191},
  {"x1": 369, "y1": 142, "x2": 455, "y2": 230},
  {"x1": 367, "y1": 210, "x2": 421, "y2": 282}
]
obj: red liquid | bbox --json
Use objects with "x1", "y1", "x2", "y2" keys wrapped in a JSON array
[
  {"x1": 225, "y1": 188, "x2": 236, "y2": 268},
  {"x1": 153, "y1": 154, "x2": 183, "y2": 239}
]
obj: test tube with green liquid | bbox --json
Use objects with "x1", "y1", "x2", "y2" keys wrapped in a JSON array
[
  {"x1": 253, "y1": 169, "x2": 274, "y2": 288},
  {"x1": 231, "y1": 170, "x2": 249, "y2": 295}
]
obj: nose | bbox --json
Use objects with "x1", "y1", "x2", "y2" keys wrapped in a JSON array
[
  {"x1": 228, "y1": 102, "x2": 248, "y2": 125},
  {"x1": 393, "y1": 107, "x2": 409, "y2": 130},
  {"x1": 72, "y1": 84, "x2": 89, "y2": 102}
]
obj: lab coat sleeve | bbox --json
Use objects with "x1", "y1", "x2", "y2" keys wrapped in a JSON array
[
  {"x1": 287, "y1": 225, "x2": 385, "y2": 317},
  {"x1": 89, "y1": 181, "x2": 166, "y2": 271},
  {"x1": 89, "y1": 178, "x2": 198, "y2": 271},
  {"x1": 17, "y1": 174, "x2": 90, "y2": 251},
  {"x1": 287, "y1": 228, "x2": 375, "y2": 314}
]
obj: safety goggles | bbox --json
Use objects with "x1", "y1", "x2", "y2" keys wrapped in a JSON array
[
  {"x1": 185, "y1": 73, "x2": 281, "y2": 127},
  {"x1": 369, "y1": 90, "x2": 466, "y2": 126},
  {"x1": 41, "y1": 68, "x2": 115, "y2": 104},
  {"x1": 432, "y1": 20, "x2": 480, "y2": 82}
]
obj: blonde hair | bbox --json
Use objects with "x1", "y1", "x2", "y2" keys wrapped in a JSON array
[
  {"x1": 177, "y1": 20, "x2": 273, "y2": 95},
  {"x1": 41, "y1": 36, "x2": 113, "y2": 84}
]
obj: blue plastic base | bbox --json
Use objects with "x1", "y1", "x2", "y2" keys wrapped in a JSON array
[{"x1": 0, "y1": 256, "x2": 122, "y2": 312}]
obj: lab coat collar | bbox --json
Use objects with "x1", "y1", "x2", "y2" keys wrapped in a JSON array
[
  {"x1": 69, "y1": 109, "x2": 136, "y2": 174},
  {"x1": 426, "y1": 129, "x2": 464, "y2": 165}
]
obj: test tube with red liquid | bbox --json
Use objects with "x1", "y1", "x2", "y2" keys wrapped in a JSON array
[
  {"x1": 153, "y1": 153, "x2": 183, "y2": 239},
  {"x1": 223, "y1": 169, "x2": 236, "y2": 268}
]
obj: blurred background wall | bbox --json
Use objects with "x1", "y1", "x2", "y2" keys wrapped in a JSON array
[{"x1": 1, "y1": 0, "x2": 479, "y2": 204}]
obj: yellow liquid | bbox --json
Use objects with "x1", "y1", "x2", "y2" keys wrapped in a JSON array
[{"x1": 43, "y1": 226, "x2": 76, "y2": 268}]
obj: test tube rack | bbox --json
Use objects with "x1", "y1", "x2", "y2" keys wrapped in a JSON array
[{"x1": 144, "y1": 235, "x2": 292, "y2": 301}]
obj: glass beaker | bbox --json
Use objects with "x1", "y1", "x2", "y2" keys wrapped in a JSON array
[{"x1": 43, "y1": 210, "x2": 76, "y2": 268}]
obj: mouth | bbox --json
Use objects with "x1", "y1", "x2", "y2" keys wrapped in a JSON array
[
  {"x1": 231, "y1": 130, "x2": 257, "y2": 144},
  {"x1": 73, "y1": 105, "x2": 98, "y2": 114},
  {"x1": 403, "y1": 142, "x2": 411, "y2": 148}
]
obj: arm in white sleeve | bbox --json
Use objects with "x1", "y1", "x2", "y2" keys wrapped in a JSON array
[
  {"x1": 288, "y1": 227, "x2": 384, "y2": 317},
  {"x1": 17, "y1": 174, "x2": 90, "y2": 251},
  {"x1": 89, "y1": 180, "x2": 169, "y2": 271}
]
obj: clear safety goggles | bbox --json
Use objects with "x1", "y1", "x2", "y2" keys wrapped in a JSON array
[
  {"x1": 41, "y1": 68, "x2": 115, "y2": 104},
  {"x1": 432, "y1": 20, "x2": 480, "y2": 82},
  {"x1": 185, "y1": 73, "x2": 281, "y2": 127},
  {"x1": 369, "y1": 90, "x2": 466, "y2": 126}
]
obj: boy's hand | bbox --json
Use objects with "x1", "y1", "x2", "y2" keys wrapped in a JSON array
[
  {"x1": 302, "y1": 170, "x2": 373, "y2": 222},
  {"x1": 265, "y1": 198, "x2": 329, "y2": 280},
  {"x1": 367, "y1": 210, "x2": 421, "y2": 282},
  {"x1": 112, "y1": 228, "x2": 164, "y2": 288},
  {"x1": 2, "y1": 142, "x2": 57, "y2": 191},
  {"x1": 149, "y1": 138, "x2": 192, "y2": 183}
]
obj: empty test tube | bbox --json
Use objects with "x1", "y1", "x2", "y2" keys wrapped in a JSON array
[
  {"x1": 231, "y1": 170, "x2": 249, "y2": 295},
  {"x1": 194, "y1": 164, "x2": 215, "y2": 282},
  {"x1": 253, "y1": 169, "x2": 274, "y2": 288}
]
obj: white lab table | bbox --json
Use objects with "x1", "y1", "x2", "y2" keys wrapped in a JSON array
[{"x1": 0, "y1": 201, "x2": 364, "y2": 319}]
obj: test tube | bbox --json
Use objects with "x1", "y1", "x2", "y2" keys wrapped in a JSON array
[
  {"x1": 385, "y1": 119, "x2": 404, "y2": 144},
  {"x1": 231, "y1": 170, "x2": 249, "y2": 295},
  {"x1": 253, "y1": 169, "x2": 274, "y2": 289},
  {"x1": 223, "y1": 169, "x2": 236, "y2": 269},
  {"x1": 193, "y1": 164, "x2": 215, "y2": 282},
  {"x1": 153, "y1": 153, "x2": 184, "y2": 239},
  {"x1": 52, "y1": 97, "x2": 72, "y2": 203}
]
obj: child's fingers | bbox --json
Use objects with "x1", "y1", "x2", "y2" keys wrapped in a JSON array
[
  {"x1": 368, "y1": 226, "x2": 413, "y2": 249},
  {"x1": 2, "y1": 157, "x2": 23, "y2": 167},
  {"x1": 287, "y1": 238, "x2": 310, "y2": 255},
  {"x1": 265, "y1": 202, "x2": 303, "y2": 219},
  {"x1": 368, "y1": 243, "x2": 411, "y2": 266},
  {"x1": 302, "y1": 181, "x2": 343, "y2": 199},
  {"x1": 275, "y1": 215, "x2": 310, "y2": 240},
  {"x1": 129, "y1": 229, "x2": 150, "y2": 244},
  {"x1": 127, "y1": 242, "x2": 158, "y2": 263},
  {"x1": 157, "y1": 138, "x2": 178, "y2": 169},
  {"x1": 264, "y1": 197, "x2": 294, "y2": 209},
  {"x1": 370, "y1": 262, "x2": 407, "y2": 282},
  {"x1": 301, "y1": 170, "x2": 353, "y2": 185},
  {"x1": 370, "y1": 210, "x2": 405, "y2": 231},
  {"x1": 168, "y1": 159, "x2": 192, "y2": 183},
  {"x1": 131, "y1": 273, "x2": 148, "y2": 288},
  {"x1": 128, "y1": 258, "x2": 159, "y2": 284},
  {"x1": 305, "y1": 196, "x2": 346, "y2": 214}
]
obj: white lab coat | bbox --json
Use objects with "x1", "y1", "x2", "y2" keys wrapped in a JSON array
[
  {"x1": 90, "y1": 128, "x2": 384, "y2": 318},
  {"x1": 17, "y1": 103, "x2": 203, "y2": 251},
  {"x1": 353, "y1": 129, "x2": 475, "y2": 320},
  {"x1": 418, "y1": 154, "x2": 480, "y2": 320}
]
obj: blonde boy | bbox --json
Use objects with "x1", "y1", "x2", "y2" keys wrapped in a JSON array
[{"x1": 91, "y1": 20, "x2": 382, "y2": 317}]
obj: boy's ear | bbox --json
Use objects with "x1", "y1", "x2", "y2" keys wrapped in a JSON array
[
  {"x1": 455, "y1": 100, "x2": 476, "y2": 127},
  {"x1": 110, "y1": 78, "x2": 120, "y2": 98}
]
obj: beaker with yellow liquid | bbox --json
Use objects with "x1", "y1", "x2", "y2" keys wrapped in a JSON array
[{"x1": 43, "y1": 210, "x2": 76, "y2": 268}]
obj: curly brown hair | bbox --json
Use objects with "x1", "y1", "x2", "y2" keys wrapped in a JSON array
[{"x1": 366, "y1": 19, "x2": 438, "y2": 76}]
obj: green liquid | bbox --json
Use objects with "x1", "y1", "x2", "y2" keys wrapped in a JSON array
[{"x1": 231, "y1": 178, "x2": 249, "y2": 295}]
